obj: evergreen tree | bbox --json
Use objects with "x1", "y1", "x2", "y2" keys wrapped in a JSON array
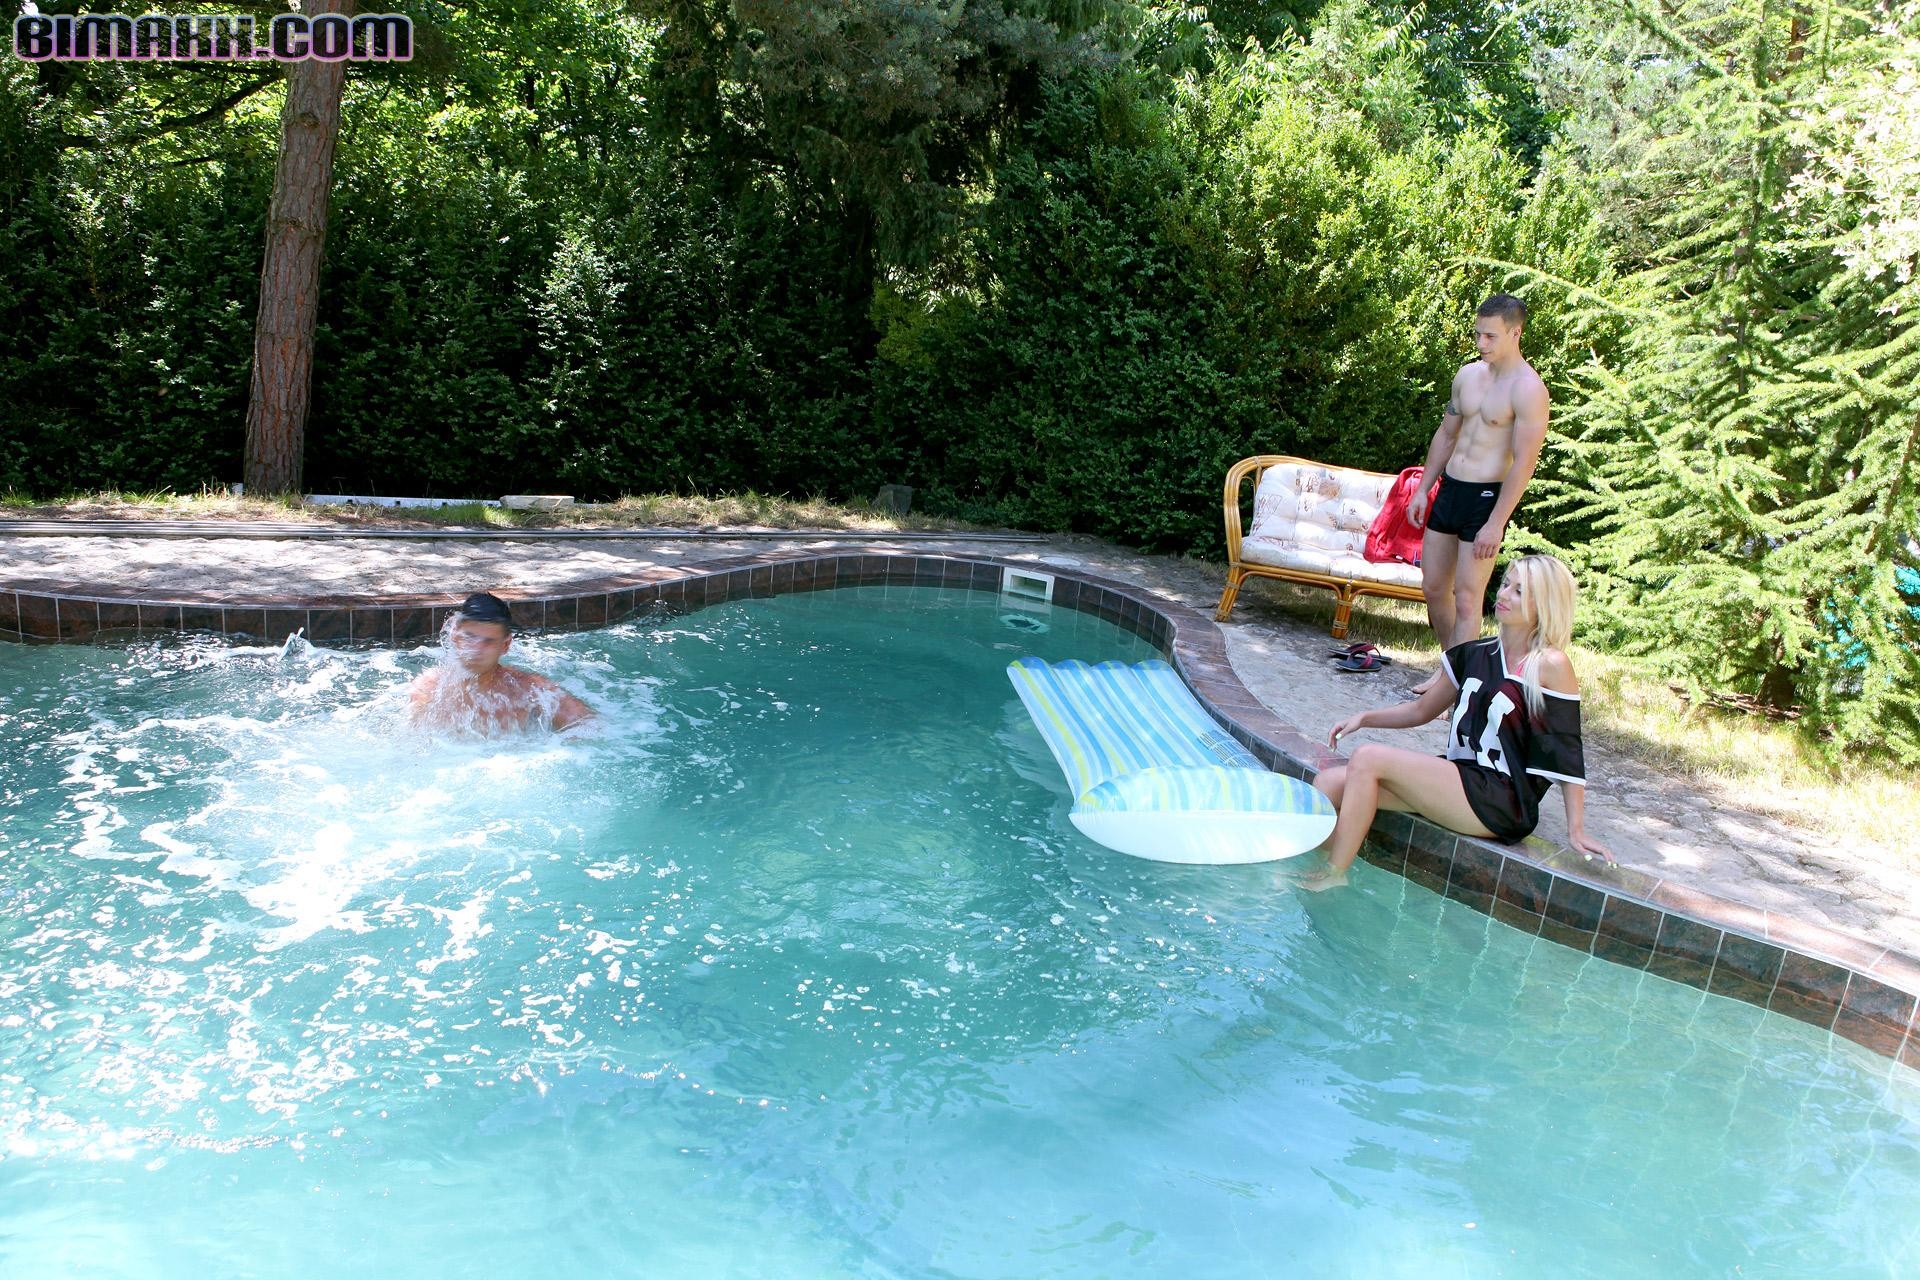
[
  {"x1": 1505, "y1": 0, "x2": 1920, "y2": 761},
  {"x1": 632, "y1": 0, "x2": 1131, "y2": 341}
]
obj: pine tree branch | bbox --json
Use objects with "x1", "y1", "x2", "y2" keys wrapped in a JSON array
[
  {"x1": 1461, "y1": 255, "x2": 1654, "y2": 320},
  {"x1": 1867, "y1": 407, "x2": 1920, "y2": 558},
  {"x1": 54, "y1": 72, "x2": 281, "y2": 151}
]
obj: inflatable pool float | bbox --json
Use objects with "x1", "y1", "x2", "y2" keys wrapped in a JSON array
[{"x1": 1007, "y1": 658, "x2": 1336, "y2": 864}]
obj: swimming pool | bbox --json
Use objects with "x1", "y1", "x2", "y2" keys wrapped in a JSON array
[{"x1": 2, "y1": 585, "x2": 1916, "y2": 1276}]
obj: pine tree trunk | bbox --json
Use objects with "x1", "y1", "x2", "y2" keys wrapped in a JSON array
[
  {"x1": 242, "y1": 0, "x2": 354, "y2": 496},
  {"x1": 1757, "y1": 662, "x2": 1799, "y2": 713}
]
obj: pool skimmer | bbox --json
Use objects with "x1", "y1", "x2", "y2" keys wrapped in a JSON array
[{"x1": 1000, "y1": 568, "x2": 1055, "y2": 604}]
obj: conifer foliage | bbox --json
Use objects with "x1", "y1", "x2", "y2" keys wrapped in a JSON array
[{"x1": 1514, "y1": 0, "x2": 1920, "y2": 761}]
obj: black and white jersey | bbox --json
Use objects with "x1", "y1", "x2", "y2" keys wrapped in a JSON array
[{"x1": 1440, "y1": 637, "x2": 1586, "y2": 840}]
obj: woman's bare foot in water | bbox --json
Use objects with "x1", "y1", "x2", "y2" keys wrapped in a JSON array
[{"x1": 1294, "y1": 863, "x2": 1350, "y2": 892}]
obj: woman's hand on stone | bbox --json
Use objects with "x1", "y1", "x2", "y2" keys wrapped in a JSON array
[{"x1": 1570, "y1": 830, "x2": 1614, "y2": 864}]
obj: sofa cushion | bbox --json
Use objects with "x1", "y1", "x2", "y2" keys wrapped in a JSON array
[
  {"x1": 1242, "y1": 462, "x2": 1411, "y2": 585},
  {"x1": 1240, "y1": 539, "x2": 1424, "y2": 588}
]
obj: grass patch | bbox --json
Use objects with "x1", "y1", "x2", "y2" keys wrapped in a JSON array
[
  {"x1": 1239, "y1": 577, "x2": 1920, "y2": 869},
  {"x1": 1571, "y1": 647, "x2": 1920, "y2": 868},
  {"x1": 1, "y1": 486, "x2": 311, "y2": 522},
  {"x1": 0, "y1": 487, "x2": 991, "y2": 534},
  {"x1": 558, "y1": 492, "x2": 985, "y2": 533}
]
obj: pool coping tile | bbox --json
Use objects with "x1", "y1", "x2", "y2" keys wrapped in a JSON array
[
  {"x1": 1495, "y1": 859, "x2": 1554, "y2": 918},
  {"x1": 57, "y1": 598, "x2": 101, "y2": 643},
  {"x1": 1709, "y1": 933, "x2": 1787, "y2": 1007},
  {"x1": 1539, "y1": 877, "x2": 1602, "y2": 955},
  {"x1": 1367, "y1": 811, "x2": 1412, "y2": 876},
  {"x1": 1357, "y1": 837, "x2": 1403, "y2": 873},
  {"x1": 1649, "y1": 915, "x2": 1724, "y2": 993},
  {"x1": 1591, "y1": 935, "x2": 1654, "y2": 972},
  {"x1": 351, "y1": 608, "x2": 394, "y2": 647},
  {"x1": 1402, "y1": 821, "x2": 1457, "y2": 895},
  {"x1": 1833, "y1": 975, "x2": 1918, "y2": 1058},
  {"x1": 1490, "y1": 897, "x2": 1545, "y2": 937},
  {"x1": 222, "y1": 607, "x2": 269, "y2": 643},
  {"x1": 1768, "y1": 953, "x2": 1850, "y2": 1032},
  {"x1": 18, "y1": 593, "x2": 58, "y2": 640},
  {"x1": 1596, "y1": 896, "x2": 1664, "y2": 953},
  {"x1": 306, "y1": 608, "x2": 352, "y2": 645},
  {"x1": 137, "y1": 603, "x2": 182, "y2": 633},
  {"x1": 97, "y1": 601, "x2": 142, "y2": 634},
  {"x1": 1444, "y1": 841, "x2": 1504, "y2": 915},
  {"x1": 178, "y1": 605, "x2": 225, "y2": 636},
  {"x1": 389, "y1": 607, "x2": 432, "y2": 643}
]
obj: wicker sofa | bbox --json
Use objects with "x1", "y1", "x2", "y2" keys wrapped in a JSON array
[{"x1": 1214, "y1": 455, "x2": 1426, "y2": 638}]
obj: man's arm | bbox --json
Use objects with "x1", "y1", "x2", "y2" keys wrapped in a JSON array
[
  {"x1": 1473, "y1": 375, "x2": 1549, "y2": 560},
  {"x1": 521, "y1": 672, "x2": 596, "y2": 731},
  {"x1": 552, "y1": 691, "x2": 595, "y2": 732},
  {"x1": 407, "y1": 671, "x2": 440, "y2": 723},
  {"x1": 1408, "y1": 370, "x2": 1467, "y2": 527}
]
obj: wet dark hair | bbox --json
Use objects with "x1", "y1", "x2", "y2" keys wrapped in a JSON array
[
  {"x1": 456, "y1": 592, "x2": 513, "y2": 626},
  {"x1": 1477, "y1": 294, "x2": 1527, "y2": 329}
]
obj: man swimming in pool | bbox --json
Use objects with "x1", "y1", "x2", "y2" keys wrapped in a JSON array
[
  {"x1": 408, "y1": 592, "x2": 595, "y2": 734},
  {"x1": 1407, "y1": 295, "x2": 1549, "y2": 693}
]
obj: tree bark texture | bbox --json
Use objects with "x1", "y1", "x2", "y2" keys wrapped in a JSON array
[{"x1": 242, "y1": 0, "x2": 354, "y2": 496}]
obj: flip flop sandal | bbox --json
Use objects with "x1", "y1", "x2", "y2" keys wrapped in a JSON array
[
  {"x1": 1334, "y1": 652, "x2": 1387, "y2": 673},
  {"x1": 1326, "y1": 643, "x2": 1393, "y2": 666}
]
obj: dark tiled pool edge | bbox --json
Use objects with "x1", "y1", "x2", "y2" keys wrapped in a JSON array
[{"x1": 6, "y1": 550, "x2": 1917, "y2": 1071}]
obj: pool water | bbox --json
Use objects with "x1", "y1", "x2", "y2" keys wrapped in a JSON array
[{"x1": 1, "y1": 585, "x2": 1916, "y2": 1277}]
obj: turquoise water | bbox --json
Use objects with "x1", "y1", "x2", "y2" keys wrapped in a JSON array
[{"x1": 1, "y1": 585, "x2": 1916, "y2": 1278}]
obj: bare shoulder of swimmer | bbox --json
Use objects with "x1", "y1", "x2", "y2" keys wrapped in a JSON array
[
  {"x1": 518, "y1": 669, "x2": 596, "y2": 731},
  {"x1": 408, "y1": 669, "x2": 444, "y2": 714}
]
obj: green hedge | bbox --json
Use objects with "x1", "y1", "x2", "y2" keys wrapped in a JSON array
[
  {"x1": 877, "y1": 69, "x2": 1610, "y2": 555},
  {"x1": 2, "y1": 57, "x2": 1606, "y2": 559},
  {"x1": 0, "y1": 80, "x2": 266, "y2": 495}
]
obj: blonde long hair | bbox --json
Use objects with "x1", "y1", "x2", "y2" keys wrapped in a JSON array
[{"x1": 1506, "y1": 554, "x2": 1576, "y2": 720}]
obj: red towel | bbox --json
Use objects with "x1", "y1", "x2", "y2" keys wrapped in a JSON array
[{"x1": 1364, "y1": 467, "x2": 1430, "y2": 565}]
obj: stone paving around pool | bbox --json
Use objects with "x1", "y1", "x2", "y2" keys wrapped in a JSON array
[{"x1": 4, "y1": 522, "x2": 1918, "y2": 1020}]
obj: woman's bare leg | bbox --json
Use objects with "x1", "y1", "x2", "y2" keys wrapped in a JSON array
[
  {"x1": 1312, "y1": 764, "x2": 1348, "y2": 808},
  {"x1": 1299, "y1": 744, "x2": 1494, "y2": 890}
]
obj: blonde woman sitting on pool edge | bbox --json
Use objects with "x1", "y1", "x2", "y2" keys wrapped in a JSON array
[{"x1": 1298, "y1": 554, "x2": 1610, "y2": 891}]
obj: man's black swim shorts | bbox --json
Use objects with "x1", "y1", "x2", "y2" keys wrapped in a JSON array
[{"x1": 1428, "y1": 476, "x2": 1503, "y2": 542}]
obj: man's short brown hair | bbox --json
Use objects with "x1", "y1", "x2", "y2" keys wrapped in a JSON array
[{"x1": 1477, "y1": 294, "x2": 1527, "y2": 329}]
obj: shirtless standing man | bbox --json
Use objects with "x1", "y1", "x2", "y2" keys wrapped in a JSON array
[
  {"x1": 409, "y1": 592, "x2": 595, "y2": 734},
  {"x1": 1407, "y1": 295, "x2": 1549, "y2": 691}
]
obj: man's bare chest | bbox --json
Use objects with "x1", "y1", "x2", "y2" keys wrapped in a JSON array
[
  {"x1": 1459, "y1": 372, "x2": 1520, "y2": 430},
  {"x1": 432, "y1": 677, "x2": 542, "y2": 732}
]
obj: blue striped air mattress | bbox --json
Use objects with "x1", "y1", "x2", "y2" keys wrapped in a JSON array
[{"x1": 1007, "y1": 658, "x2": 1335, "y2": 864}]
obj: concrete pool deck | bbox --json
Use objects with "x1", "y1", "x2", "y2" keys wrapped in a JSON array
[{"x1": 4, "y1": 520, "x2": 1918, "y2": 1056}]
